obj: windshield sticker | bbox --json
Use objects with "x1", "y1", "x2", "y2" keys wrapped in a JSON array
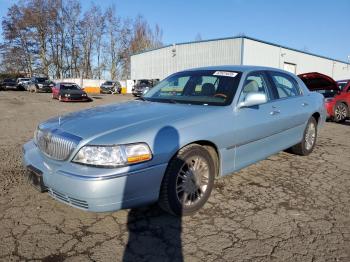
[{"x1": 213, "y1": 71, "x2": 238, "y2": 77}]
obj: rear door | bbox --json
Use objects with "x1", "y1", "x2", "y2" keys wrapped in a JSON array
[{"x1": 266, "y1": 71, "x2": 310, "y2": 147}]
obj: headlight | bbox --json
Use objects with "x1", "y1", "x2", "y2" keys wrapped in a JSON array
[
  {"x1": 72, "y1": 143, "x2": 152, "y2": 167},
  {"x1": 65, "y1": 93, "x2": 71, "y2": 97},
  {"x1": 82, "y1": 93, "x2": 87, "y2": 96}
]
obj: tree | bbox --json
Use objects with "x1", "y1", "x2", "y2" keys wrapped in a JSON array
[{"x1": 0, "y1": 0, "x2": 164, "y2": 80}]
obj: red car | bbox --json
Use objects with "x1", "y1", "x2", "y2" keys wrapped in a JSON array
[
  {"x1": 52, "y1": 82, "x2": 90, "y2": 102},
  {"x1": 298, "y1": 73, "x2": 349, "y2": 122}
]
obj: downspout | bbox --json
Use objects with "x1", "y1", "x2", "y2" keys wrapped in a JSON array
[{"x1": 240, "y1": 37, "x2": 244, "y2": 65}]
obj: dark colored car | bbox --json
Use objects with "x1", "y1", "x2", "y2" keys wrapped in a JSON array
[
  {"x1": 298, "y1": 72, "x2": 349, "y2": 122},
  {"x1": 132, "y1": 79, "x2": 159, "y2": 97},
  {"x1": 0, "y1": 78, "x2": 18, "y2": 90},
  {"x1": 27, "y1": 77, "x2": 54, "y2": 93},
  {"x1": 52, "y1": 82, "x2": 90, "y2": 102},
  {"x1": 100, "y1": 81, "x2": 121, "y2": 94}
]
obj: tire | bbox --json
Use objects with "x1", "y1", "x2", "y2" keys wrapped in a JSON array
[
  {"x1": 333, "y1": 102, "x2": 348, "y2": 123},
  {"x1": 158, "y1": 144, "x2": 216, "y2": 216},
  {"x1": 290, "y1": 117, "x2": 317, "y2": 156}
]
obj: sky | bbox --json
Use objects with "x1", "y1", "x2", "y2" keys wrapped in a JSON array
[{"x1": 0, "y1": 0, "x2": 349, "y2": 62}]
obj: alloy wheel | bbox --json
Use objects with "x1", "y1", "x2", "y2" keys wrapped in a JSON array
[
  {"x1": 305, "y1": 121, "x2": 316, "y2": 150},
  {"x1": 175, "y1": 156, "x2": 209, "y2": 207},
  {"x1": 334, "y1": 104, "x2": 347, "y2": 121}
]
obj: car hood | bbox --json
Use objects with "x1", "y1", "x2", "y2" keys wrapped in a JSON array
[
  {"x1": 298, "y1": 72, "x2": 340, "y2": 91},
  {"x1": 39, "y1": 100, "x2": 213, "y2": 141}
]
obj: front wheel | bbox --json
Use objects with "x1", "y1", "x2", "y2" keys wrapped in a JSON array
[
  {"x1": 158, "y1": 144, "x2": 216, "y2": 216},
  {"x1": 290, "y1": 117, "x2": 317, "y2": 156},
  {"x1": 333, "y1": 102, "x2": 348, "y2": 123}
]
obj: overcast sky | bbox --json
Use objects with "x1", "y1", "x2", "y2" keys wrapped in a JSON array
[{"x1": 1, "y1": 0, "x2": 349, "y2": 62}]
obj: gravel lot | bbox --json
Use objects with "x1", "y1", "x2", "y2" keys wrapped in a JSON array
[{"x1": 0, "y1": 91, "x2": 349, "y2": 262}]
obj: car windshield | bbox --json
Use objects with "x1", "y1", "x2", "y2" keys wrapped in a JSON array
[
  {"x1": 61, "y1": 84, "x2": 80, "y2": 90},
  {"x1": 104, "y1": 81, "x2": 113, "y2": 85},
  {"x1": 143, "y1": 70, "x2": 242, "y2": 106},
  {"x1": 61, "y1": 84, "x2": 79, "y2": 90},
  {"x1": 138, "y1": 80, "x2": 151, "y2": 85},
  {"x1": 37, "y1": 78, "x2": 48, "y2": 83},
  {"x1": 337, "y1": 81, "x2": 348, "y2": 91}
]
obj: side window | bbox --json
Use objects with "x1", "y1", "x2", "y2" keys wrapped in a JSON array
[
  {"x1": 270, "y1": 72, "x2": 301, "y2": 99},
  {"x1": 238, "y1": 72, "x2": 270, "y2": 103}
]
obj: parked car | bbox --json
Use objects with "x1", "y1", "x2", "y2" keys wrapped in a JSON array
[
  {"x1": 27, "y1": 77, "x2": 54, "y2": 93},
  {"x1": 16, "y1": 78, "x2": 31, "y2": 90},
  {"x1": 100, "y1": 81, "x2": 121, "y2": 94},
  {"x1": 52, "y1": 82, "x2": 90, "y2": 102},
  {"x1": 0, "y1": 78, "x2": 17, "y2": 90},
  {"x1": 298, "y1": 72, "x2": 349, "y2": 122},
  {"x1": 23, "y1": 66, "x2": 325, "y2": 216},
  {"x1": 132, "y1": 79, "x2": 159, "y2": 96}
]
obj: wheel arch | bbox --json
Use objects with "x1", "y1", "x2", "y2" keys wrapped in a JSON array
[
  {"x1": 168, "y1": 140, "x2": 221, "y2": 178},
  {"x1": 312, "y1": 112, "x2": 321, "y2": 124}
]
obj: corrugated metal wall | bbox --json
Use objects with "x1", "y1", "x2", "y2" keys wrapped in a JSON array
[
  {"x1": 131, "y1": 38, "x2": 242, "y2": 80},
  {"x1": 131, "y1": 37, "x2": 350, "y2": 81},
  {"x1": 243, "y1": 38, "x2": 350, "y2": 80}
]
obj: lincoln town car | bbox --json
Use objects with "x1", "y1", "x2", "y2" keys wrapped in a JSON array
[{"x1": 23, "y1": 66, "x2": 326, "y2": 216}]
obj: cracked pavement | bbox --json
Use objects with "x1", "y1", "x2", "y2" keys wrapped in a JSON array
[{"x1": 0, "y1": 92, "x2": 349, "y2": 261}]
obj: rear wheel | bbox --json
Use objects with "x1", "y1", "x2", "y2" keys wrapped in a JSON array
[
  {"x1": 158, "y1": 144, "x2": 216, "y2": 216},
  {"x1": 290, "y1": 117, "x2": 317, "y2": 156},
  {"x1": 333, "y1": 102, "x2": 348, "y2": 123}
]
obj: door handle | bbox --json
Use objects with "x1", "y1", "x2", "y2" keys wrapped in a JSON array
[
  {"x1": 270, "y1": 110, "x2": 280, "y2": 115},
  {"x1": 302, "y1": 102, "x2": 309, "y2": 107}
]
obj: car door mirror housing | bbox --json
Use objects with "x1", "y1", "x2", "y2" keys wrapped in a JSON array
[{"x1": 238, "y1": 92, "x2": 267, "y2": 108}]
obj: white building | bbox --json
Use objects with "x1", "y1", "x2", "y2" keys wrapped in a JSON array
[{"x1": 131, "y1": 36, "x2": 350, "y2": 81}]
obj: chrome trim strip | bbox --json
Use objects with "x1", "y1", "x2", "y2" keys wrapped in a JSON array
[{"x1": 226, "y1": 122, "x2": 305, "y2": 150}]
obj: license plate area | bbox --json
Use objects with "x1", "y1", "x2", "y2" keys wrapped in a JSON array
[{"x1": 26, "y1": 166, "x2": 46, "y2": 193}]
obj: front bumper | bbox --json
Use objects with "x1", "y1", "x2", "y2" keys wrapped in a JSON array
[
  {"x1": 132, "y1": 90, "x2": 143, "y2": 96},
  {"x1": 325, "y1": 101, "x2": 334, "y2": 118},
  {"x1": 60, "y1": 97, "x2": 90, "y2": 102},
  {"x1": 38, "y1": 85, "x2": 52, "y2": 92},
  {"x1": 100, "y1": 87, "x2": 113, "y2": 94},
  {"x1": 22, "y1": 140, "x2": 167, "y2": 212}
]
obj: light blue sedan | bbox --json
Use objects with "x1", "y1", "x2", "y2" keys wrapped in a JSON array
[{"x1": 23, "y1": 66, "x2": 326, "y2": 216}]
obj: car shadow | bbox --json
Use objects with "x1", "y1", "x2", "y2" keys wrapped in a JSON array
[{"x1": 122, "y1": 126, "x2": 183, "y2": 262}]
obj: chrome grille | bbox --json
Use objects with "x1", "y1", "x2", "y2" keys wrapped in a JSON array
[{"x1": 35, "y1": 129, "x2": 79, "y2": 160}]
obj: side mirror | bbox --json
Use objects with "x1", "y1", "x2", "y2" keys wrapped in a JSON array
[{"x1": 238, "y1": 92, "x2": 267, "y2": 108}]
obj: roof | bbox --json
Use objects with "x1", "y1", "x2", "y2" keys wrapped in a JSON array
[
  {"x1": 183, "y1": 65, "x2": 287, "y2": 73},
  {"x1": 131, "y1": 36, "x2": 350, "y2": 65}
]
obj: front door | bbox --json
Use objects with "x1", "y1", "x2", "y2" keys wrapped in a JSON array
[{"x1": 233, "y1": 71, "x2": 285, "y2": 171}]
